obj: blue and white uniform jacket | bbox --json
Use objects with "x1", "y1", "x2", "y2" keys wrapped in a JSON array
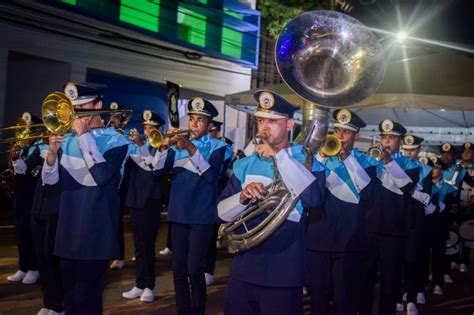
[
  {"x1": 152, "y1": 134, "x2": 231, "y2": 224},
  {"x1": 442, "y1": 163, "x2": 474, "y2": 197},
  {"x1": 407, "y1": 161, "x2": 433, "y2": 233},
  {"x1": 217, "y1": 144, "x2": 326, "y2": 287},
  {"x1": 11, "y1": 140, "x2": 49, "y2": 212},
  {"x1": 425, "y1": 180, "x2": 457, "y2": 241},
  {"x1": 125, "y1": 141, "x2": 163, "y2": 209},
  {"x1": 42, "y1": 127, "x2": 131, "y2": 260},
  {"x1": 460, "y1": 162, "x2": 474, "y2": 207},
  {"x1": 366, "y1": 152, "x2": 420, "y2": 237},
  {"x1": 307, "y1": 148, "x2": 379, "y2": 253}
]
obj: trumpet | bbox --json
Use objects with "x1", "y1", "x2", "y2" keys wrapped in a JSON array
[
  {"x1": 320, "y1": 135, "x2": 341, "y2": 156},
  {"x1": 367, "y1": 145, "x2": 391, "y2": 161},
  {"x1": 252, "y1": 131, "x2": 270, "y2": 146},
  {"x1": 148, "y1": 129, "x2": 194, "y2": 148},
  {"x1": 41, "y1": 92, "x2": 132, "y2": 134}
]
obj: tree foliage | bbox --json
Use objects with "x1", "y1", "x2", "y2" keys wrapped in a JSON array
[{"x1": 258, "y1": 0, "x2": 328, "y2": 38}]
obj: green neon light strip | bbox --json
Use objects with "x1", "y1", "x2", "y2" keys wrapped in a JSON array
[
  {"x1": 177, "y1": 6, "x2": 206, "y2": 47},
  {"x1": 60, "y1": 0, "x2": 76, "y2": 5},
  {"x1": 221, "y1": 9, "x2": 243, "y2": 58},
  {"x1": 120, "y1": 0, "x2": 160, "y2": 33}
]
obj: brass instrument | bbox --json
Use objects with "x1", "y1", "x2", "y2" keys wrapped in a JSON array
[
  {"x1": 320, "y1": 134, "x2": 341, "y2": 156},
  {"x1": 0, "y1": 119, "x2": 48, "y2": 147},
  {"x1": 367, "y1": 145, "x2": 391, "y2": 161},
  {"x1": 219, "y1": 10, "x2": 386, "y2": 252},
  {"x1": 148, "y1": 129, "x2": 194, "y2": 148},
  {"x1": 252, "y1": 131, "x2": 270, "y2": 146},
  {"x1": 41, "y1": 92, "x2": 132, "y2": 134}
]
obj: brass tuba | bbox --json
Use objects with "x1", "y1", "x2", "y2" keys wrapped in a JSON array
[{"x1": 219, "y1": 10, "x2": 385, "y2": 252}]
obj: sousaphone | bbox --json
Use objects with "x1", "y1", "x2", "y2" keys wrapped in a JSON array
[{"x1": 219, "y1": 10, "x2": 386, "y2": 252}]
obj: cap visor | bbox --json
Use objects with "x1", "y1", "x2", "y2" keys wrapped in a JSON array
[
  {"x1": 254, "y1": 111, "x2": 288, "y2": 119},
  {"x1": 333, "y1": 123, "x2": 358, "y2": 132},
  {"x1": 72, "y1": 96, "x2": 97, "y2": 106},
  {"x1": 187, "y1": 111, "x2": 212, "y2": 117}
]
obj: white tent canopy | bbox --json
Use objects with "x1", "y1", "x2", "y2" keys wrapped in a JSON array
[{"x1": 225, "y1": 48, "x2": 474, "y2": 146}]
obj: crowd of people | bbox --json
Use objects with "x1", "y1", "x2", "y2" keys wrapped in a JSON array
[{"x1": 3, "y1": 82, "x2": 474, "y2": 315}]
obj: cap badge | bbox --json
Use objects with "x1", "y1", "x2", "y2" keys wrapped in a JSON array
[
  {"x1": 259, "y1": 92, "x2": 275, "y2": 110},
  {"x1": 143, "y1": 110, "x2": 152, "y2": 121},
  {"x1": 336, "y1": 109, "x2": 352, "y2": 125},
  {"x1": 191, "y1": 98, "x2": 205, "y2": 111},
  {"x1": 381, "y1": 119, "x2": 394, "y2": 132},
  {"x1": 404, "y1": 135, "x2": 415, "y2": 145},
  {"x1": 110, "y1": 102, "x2": 118, "y2": 110},
  {"x1": 64, "y1": 83, "x2": 78, "y2": 101},
  {"x1": 442, "y1": 143, "x2": 451, "y2": 152},
  {"x1": 21, "y1": 112, "x2": 32, "y2": 125}
]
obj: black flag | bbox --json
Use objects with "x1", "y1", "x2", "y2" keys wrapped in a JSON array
[{"x1": 167, "y1": 81, "x2": 180, "y2": 128}]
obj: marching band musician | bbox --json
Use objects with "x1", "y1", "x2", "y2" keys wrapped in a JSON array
[
  {"x1": 41, "y1": 82, "x2": 131, "y2": 314},
  {"x1": 217, "y1": 90, "x2": 326, "y2": 315},
  {"x1": 30, "y1": 144, "x2": 64, "y2": 315},
  {"x1": 151, "y1": 97, "x2": 231, "y2": 315},
  {"x1": 308, "y1": 109, "x2": 379, "y2": 315},
  {"x1": 122, "y1": 110, "x2": 166, "y2": 303},
  {"x1": 7, "y1": 112, "x2": 46, "y2": 285},
  {"x1": 439, "y1": 143, "x2": 474, "y2": 282},
  {"x1": 422, "y1": 156, "x2": 456, "y2": 296},
  {"x1": 108, "y1": 102, "x2": 129, "y2": 270},
  {"x1": 205, "y1": 120, "x2": 233, "y2": 285},
  {"x1": 401, "y1": 135, "x2": 432, "y2": 312},
  {"x1": 360, "y1": 119, "x2": 420, "y2": 315},
  {"x1": 458, "y1": 142, "x2": 474, "y2": 272}
]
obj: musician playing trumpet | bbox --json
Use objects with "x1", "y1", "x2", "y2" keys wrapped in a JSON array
[
  {"x1": 151, "y1": 97, "x2": 231, "y2": 315},
  {"x1": 309, "y1": 109, "x2": 379, "y2": 315},
  {"x1": 360, "y1": 119, "x2": 420, "y2": 315},
  {"x1": 217, "y1": 90, "x2": 326, "y2": 315},
  {"x1": 122, "y1": 110, "x2": 166, "y2": 303}
]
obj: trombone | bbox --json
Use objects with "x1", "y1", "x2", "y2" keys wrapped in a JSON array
[
  {"x1": 41, "y1": 92, "x2": 132, "y2": 134},
  {"x1": 0, "y1": 119, "x2": 49, "y2": 148}
]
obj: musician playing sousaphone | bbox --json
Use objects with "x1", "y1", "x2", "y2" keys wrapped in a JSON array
[
  {"x1": 217, "y1": 90, "x2": 326, "y2": 314},
  {"x1": 308, "y1": 108, "x2": 380, "y2": 315}
]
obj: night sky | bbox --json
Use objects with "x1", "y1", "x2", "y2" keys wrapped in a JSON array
[{"x1": 348, "y1": 0, "x2": 473, "y2": 48}]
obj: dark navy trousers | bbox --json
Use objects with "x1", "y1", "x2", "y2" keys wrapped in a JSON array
[
  {"x1": 359, "y1": 234, "x2": 406, "y2": 315},
  {"x1": 172, "y1": 223, "x2": 214, "y2": 315},
  {"x1": 205, "y1": 223, "x2": 219, "y2": 275},
  {"x1": 31, "y1": 213, "x2": 64, "y2": 312},
  {"x1": 307, "y1": 251, "x2": 367, "y2": 315},
  {"x1": 14, "y1": 206, "x2": 38, "y2": 271},
  {"x1": 224, "y1": 277, "x2": 303, "y2": 315},
  {"x1": 131, "y1": 198, "x2": 161, "y2": 290},
  {"x1": 60, "y1": 259, "x2": 108, "y2": 315}
]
